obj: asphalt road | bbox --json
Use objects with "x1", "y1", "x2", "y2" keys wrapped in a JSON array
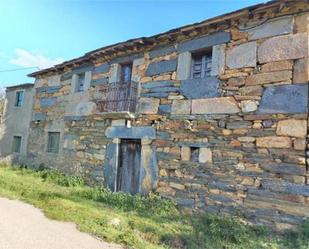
[{"x1": 0, "y1": 197, "x2": 122, "y2": 249}]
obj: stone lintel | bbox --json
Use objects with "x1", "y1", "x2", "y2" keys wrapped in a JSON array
[
  {"x1": 178, "y1": 31, "x2": 231, "y2": 52},
  {"x1": 149, "y1": 45, "x2": 176, "y2": 59},
  {"x1": 105, "y1": 126, "x2": 156, "y2": 139},
  {"x1": 145, "y1": 59, "x2": 177, "y2": 76}
]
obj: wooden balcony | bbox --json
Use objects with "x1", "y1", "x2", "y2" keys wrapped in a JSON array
[{"x1": 96, "y1": 81, "x2": 138, "y2": 113}]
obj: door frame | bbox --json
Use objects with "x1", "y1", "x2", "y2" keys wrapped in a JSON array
[{"x1": 104, "y1": 126, "x2": 158, "y2": 195}]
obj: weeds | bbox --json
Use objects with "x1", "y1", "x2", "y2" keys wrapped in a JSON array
[
  {"x1": 76, "y1": 187, "x2": 177, "y2": 215},
  {"x1": 37, "y1": 169, "x2": 85, "y2": 187},
  {"x1": 0, "y1": 165, "x2": 308, "y2": 249}
]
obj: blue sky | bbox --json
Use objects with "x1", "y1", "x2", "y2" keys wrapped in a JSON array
[{"x1": 0, "y1": 0, "x2": 265, "y2": 87}]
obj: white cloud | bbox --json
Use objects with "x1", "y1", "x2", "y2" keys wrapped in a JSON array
[{"x1": 9, "y1": 48, "x2": 65, "y2": 70}]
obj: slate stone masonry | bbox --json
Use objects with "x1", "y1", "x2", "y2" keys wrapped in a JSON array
[{"x1": 9, "y1": 1, "x2": 309, "y2": 231}]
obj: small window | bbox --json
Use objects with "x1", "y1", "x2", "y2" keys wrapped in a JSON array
[
  {"x1": 47, "y1": 132, "x2": 60, "y2": 153},
  {"x1": 191, "y1": 52, "x2": 212, "y2": 79},
  {"x1": 120, "y1": 63, "x2": 132, "y2": 83},
  {"x1": 12, "y1": 136, "x2": 22, "y2": 153},
  {"x1": 76, "y1": 73, "x2": 85, "y2": 92},
  {"x1": 15, "y1": 91, "x2": 24, "y2": 107},
  {"x1": 190, "y1": 147, "x2": 199, "y2": 162}
]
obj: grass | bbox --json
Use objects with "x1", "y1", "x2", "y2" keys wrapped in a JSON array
[{"x1": 0, "y1": 165, "x2": 308, "y2": 249}]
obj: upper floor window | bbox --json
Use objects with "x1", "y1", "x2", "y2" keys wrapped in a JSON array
[
  {"x1": 76, "y1": 73, "x2": 85, "y2": 92},
  {"x1": 47, "y1": 132, "x2": 60, "y2": 153},
  {"x1": 191, "y1": 52, "x2": 212, "y2": 79},
  {"x1": 15, "y1": 91, "x2": 24, "y2": 107},
  {"x1": 12, "y1": 136, "x2": 22, "y2": 153},
  {"x1": 120, "y1": 63, "x2": 132, "y2": 83}
]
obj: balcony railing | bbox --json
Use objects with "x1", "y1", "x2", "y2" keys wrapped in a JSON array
[{"x1": 96, "y1": 81, "x2": 138, "y2": 113}]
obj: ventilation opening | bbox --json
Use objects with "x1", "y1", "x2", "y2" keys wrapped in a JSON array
[{"x1": 190, "y1": 147, "x2": 199, "y2": 162}]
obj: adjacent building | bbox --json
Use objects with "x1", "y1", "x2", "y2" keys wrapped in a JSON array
[
  {"x1": 0, "y1": 84, "x2": 34, "y2": 162},
  {"x1": 1, "y1": 0, "x2": 309, "y2": 230}
]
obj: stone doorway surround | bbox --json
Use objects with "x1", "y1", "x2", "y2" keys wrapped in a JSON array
[{"x1": 103, "y1": 125, "x2": 158, "y2": 195}]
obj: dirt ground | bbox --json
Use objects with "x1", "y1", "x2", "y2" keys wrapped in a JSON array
[{"x1": 0, "y1": 197, "x2": 123, "y2": 249}]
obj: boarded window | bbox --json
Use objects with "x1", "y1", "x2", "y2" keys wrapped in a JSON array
[
  {"x1": 191, "y1": 52, "x2": 212, "y2": 79},
  {"x1": 15, "y1": 91, "x2": 24, "y2": 107},
  {"x1": 12, "y1": 136, "x2": 22, "y2": 153},
  {"x1": 120, "y1": 63, "x2": 132, "y2": 83},
  {"x1": 47, "y1": 132, "x2": 60, "y2": 153},
  {"x1": 76, "y1": 73, "x2": 85, "y2": 92}
]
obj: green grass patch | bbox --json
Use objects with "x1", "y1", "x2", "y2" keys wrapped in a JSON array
[{"x1": 0, "y1": 165, "x2": 308, "y2": 249}]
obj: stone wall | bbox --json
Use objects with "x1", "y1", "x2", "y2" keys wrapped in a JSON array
[
  {"x1": 23, "y1": 2, "x2": 309, "y2": 230},
  {"x1": 27, "y1": 117, "x2": 111, "y2": 183}
]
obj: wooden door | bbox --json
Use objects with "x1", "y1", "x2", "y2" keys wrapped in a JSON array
[{"x1": 117, "y1": 139, "x2": 141, "y2": 194}]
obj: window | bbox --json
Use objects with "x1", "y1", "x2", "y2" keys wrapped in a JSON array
[
  {"x1": 12, "y1": 136, "x2": 22, "y2": 153},
  {"x1": 191, "y1": 52, "x2": 212, "y2": 79},
  {"x1": 47, "y1": 132, "x2": 60, "y2": 153},
  {"x1": 190, "y1": 147, "x2": 199, "y2": 162},
  {"x1": 76, "y1": 73, "x2": 85, "y2": 92},
  {"x1": 120, "y1": 63, "x2": 132, "y2": 83},
  {"x1": 15, "y1": 91, "x2": 24, "y2": 107}
]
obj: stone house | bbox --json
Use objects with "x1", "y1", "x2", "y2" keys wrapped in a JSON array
[
  {"x1": 0, "y1": 84, "x2": 34, "y2": 159},
  {"x1": 0, "y1": 0, "x2": 308, "y2": 229}
]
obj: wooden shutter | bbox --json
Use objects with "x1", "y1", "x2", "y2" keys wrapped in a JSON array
[
  {"x1": 191, "y1": 52, "x2": 212, "y2": 79},
  {"x1": 204, "y1": 54, "x2": 212, "y2": 77},
  {"x1": 77, "y1": 73, "x2": 85, "y2": 92},
  {"x1": 15, "y1": 91, "x2": 24, "y2": 107},
  {"x1": 192, "y1": 55, "x2": 203, "y2": 79},
  {"x1": 120, "y1": 63, "x2": 132, "y2": 83},
  {"x1": 12, "y1": 136, "x2": 22, "y2": 153}
]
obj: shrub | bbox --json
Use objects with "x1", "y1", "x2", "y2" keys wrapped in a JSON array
[
  {"x1": 76, "y1": 187, "x2": 177, "y2": 216},
  {"x1": 283, "y1": 219, "x2": 309, "y2": 249},
  {"x1": 8, "y1": 166, "x2": 176, "y2": 216},
  {"x1": 183, "y1": 213, "x2": 272, "y2": 249},
  {"x1": 37, "y1": 169, "x2": 85, "y2": 187}
]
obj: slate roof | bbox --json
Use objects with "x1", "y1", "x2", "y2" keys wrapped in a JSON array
[{"x1": 6, "y1": 83, "x2": 34, "y2": 91}]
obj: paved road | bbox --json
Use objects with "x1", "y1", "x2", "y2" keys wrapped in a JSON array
[{"x1": 0, "y1": 197, "x2": 122, "y2": 249}]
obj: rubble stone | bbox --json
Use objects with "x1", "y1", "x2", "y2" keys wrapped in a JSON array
[
  {"x1": 257, "y1": 84, "x2": 308, "y2": 114},
  {"x1": 137, "y1": 98, "x2": 160, "y2": 114},
  {"x1": 293, "y1": 58, "x2": 308, "y2": 84},
  {"x1": 276, "y1": 119, "x2": 307, "y2": 138},
  {"x1": 171, "y1": 100, "x2": 191, "y2": 114},
  {"x1": 199, "y1": 148, "x2": 212, "y2": 163},
  {"x1": 241, "y1": 100, "x2": 258, "y2": 113},
  {"x1": 258, "y1": 33, "x2": 308, "y2": 63},
  {"x1": 294, "y1": 139, "x2": 306, "y2": 151},
  {"x1": 226, "y1": 42, "x2": 257, "y2": 69},
  {"x1": 247, "y1": 16, "x2": 293, "y2": 40},
  {"x1": 192, "y1": 97, "x2": 239, "y2": 114},
  {"x1": 245, "y1": 71, "x2": 292, "y2": 85},
  {"x1": 256, "y1": 136, "x2": 291, "y2": 148}
]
